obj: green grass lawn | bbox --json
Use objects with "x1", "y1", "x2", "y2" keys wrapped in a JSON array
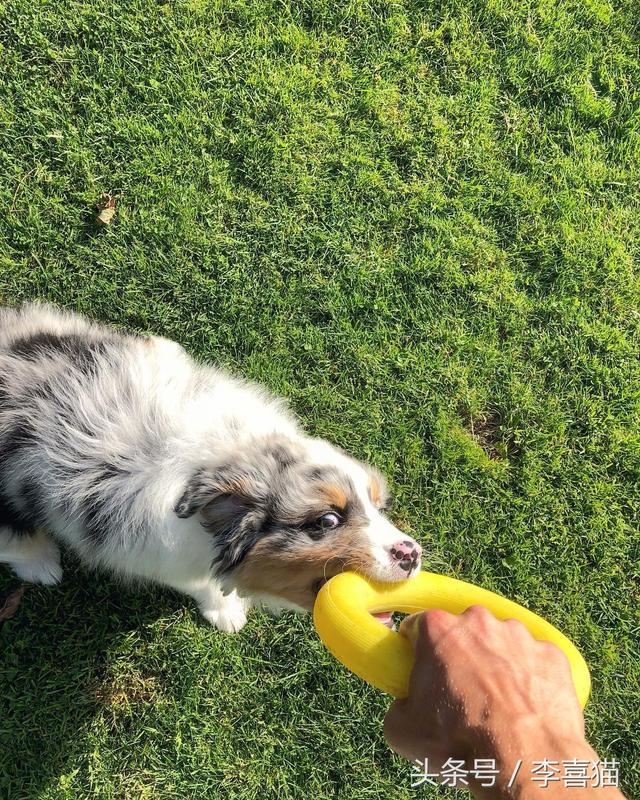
[{"x1": 1, "y1": 0, "x2": 639, "y2": 797}]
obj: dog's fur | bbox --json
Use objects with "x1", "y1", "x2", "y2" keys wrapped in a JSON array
[{"x1": 0, "y1": 303, "x2": 421, "y2": 631}]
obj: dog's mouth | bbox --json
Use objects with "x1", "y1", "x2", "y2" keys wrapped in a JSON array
[
  {"x1": 311, "y1": 576, "x2": 396, "y2": 629},
  {"x1": 372, "y1": 611, "x2": 395, "y2": 628},
  {"x1": 312, "y1": 577, "x2": 328, "y2": 597}
]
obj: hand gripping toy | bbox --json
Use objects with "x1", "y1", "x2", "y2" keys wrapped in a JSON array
[{"x1": 313, "y1": 571, "x2": 591, "y2": 708}]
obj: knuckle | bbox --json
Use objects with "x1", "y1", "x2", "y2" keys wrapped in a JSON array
[
  {"x1": 539, "y1": 639, "x2": 566, "y2": 661},
  {"x1": 463, "y1": 604, "x2": 492, "y2": 621},
  {"x1": 421, "y1": 608, "x2": 454, "y2": 637},
  {"x1": 424, "y1": 608, "x2": 449, "y2": 624}
]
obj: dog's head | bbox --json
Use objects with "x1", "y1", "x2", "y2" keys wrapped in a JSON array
[{"x1": 174, "y1": 434, "x2": 422, "y2": 610}]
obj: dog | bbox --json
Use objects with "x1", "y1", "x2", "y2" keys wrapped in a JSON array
[{"x1": 0, "y1": 303, "x2": 422, "y2": 631}]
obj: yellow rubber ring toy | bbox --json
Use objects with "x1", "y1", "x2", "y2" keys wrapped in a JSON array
[{"x1": 313, "y1": 571, "x2": 591, "y2": 708}]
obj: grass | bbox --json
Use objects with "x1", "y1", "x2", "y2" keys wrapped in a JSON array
[{"x1": 0, "y1": 0, "x2": 638, "y2": 797}]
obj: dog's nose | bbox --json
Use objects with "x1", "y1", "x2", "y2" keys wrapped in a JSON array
[{"x1": 389, "y1": 539, "x2": 422, "y2": 573}]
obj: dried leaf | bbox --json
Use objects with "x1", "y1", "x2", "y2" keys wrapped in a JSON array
[
  {"x1": 96, "y1": 193, "x2": 116, "y2": 225},
  {"x1": 0, "y1": 586, "x2": 25, "y2": 626}
]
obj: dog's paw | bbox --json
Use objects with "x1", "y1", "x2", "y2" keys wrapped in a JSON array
[
  {"x1": 201, "y1": 599, "x2": 248, "y2": 633},
  {"x1": 12, "y1": 555, "x2": 63, "y2": 586},
  {"x1": 11, "y1": 533, "x2": 62, "y2": 586}
]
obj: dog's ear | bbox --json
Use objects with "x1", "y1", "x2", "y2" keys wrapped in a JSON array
[
  {"x1": 174, "y1": 467, "x2": 269, "y2": 573},
  {"x1": 173, "y1": 469, "x2": 224, "y2": 519},
  {"x1": 174, "y1": 436, "x2": 297, "y2": 519},
  {"x1": 174, "y1": 468, "x2": 256, "y2": 519}
]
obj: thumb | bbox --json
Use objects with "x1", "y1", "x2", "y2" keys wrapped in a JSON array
[{"x1": 398, "y1": 612, "x2": 424, "y2": 649}]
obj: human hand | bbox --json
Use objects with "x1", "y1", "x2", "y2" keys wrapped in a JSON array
[{"x1": 383, "y1": 606, "x2": 624, "y2": 799}]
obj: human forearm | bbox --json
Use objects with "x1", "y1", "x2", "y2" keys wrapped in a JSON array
[{"x1": 486, "y1": 730, "x2": 625, "y2": 800}]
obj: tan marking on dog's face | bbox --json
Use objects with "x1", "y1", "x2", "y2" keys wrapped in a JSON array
[
  {"x1": 320, "y1": 483, "x2": 347, "y2": 510},
  {"x1": 232, "y1": 527, "x2": 375, "y2": 610},
  {"x1": 368, "y1": 476, "x2": 382, "y2": 507}
]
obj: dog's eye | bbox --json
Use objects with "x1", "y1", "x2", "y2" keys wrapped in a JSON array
[{"x1": 317, "y1": 512, "x2": 342, "y2": 529}]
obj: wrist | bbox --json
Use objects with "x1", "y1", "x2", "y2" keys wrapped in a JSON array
[
  {"x1": 487, "y1": 734, "x2": 623, "y2": 800},
  {"x1": 464, "y1": 720, "x2": 596, "y2": 798}
]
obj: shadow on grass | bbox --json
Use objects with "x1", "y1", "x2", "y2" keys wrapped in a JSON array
[{"x1": 0, "y1": 554, "x2": 179, "y2": 800}]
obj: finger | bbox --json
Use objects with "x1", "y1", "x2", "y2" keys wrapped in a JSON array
[
  {"x1": 384, "y1": 699, "x2": 435, "y2": 763},
  {"x1": 383, "y1": 698, "x2": 408, "y2": 752},
  {"x1": 384, "y1": 699, "x2": 447, "y2": 765},
  {"x1": 399, "y1": 609, "x2": 459, "y2": 652},
  {"x1": 399, "y1": 610, "x2": 460, "y2": 699},
  {"x1": 398, "y1": 612, "x2": 422, "y2": 647}
]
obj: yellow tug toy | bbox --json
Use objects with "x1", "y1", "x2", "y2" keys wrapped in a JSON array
[{"x1": 313, "y1": 571, "x2": 591, "y2": 708}]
